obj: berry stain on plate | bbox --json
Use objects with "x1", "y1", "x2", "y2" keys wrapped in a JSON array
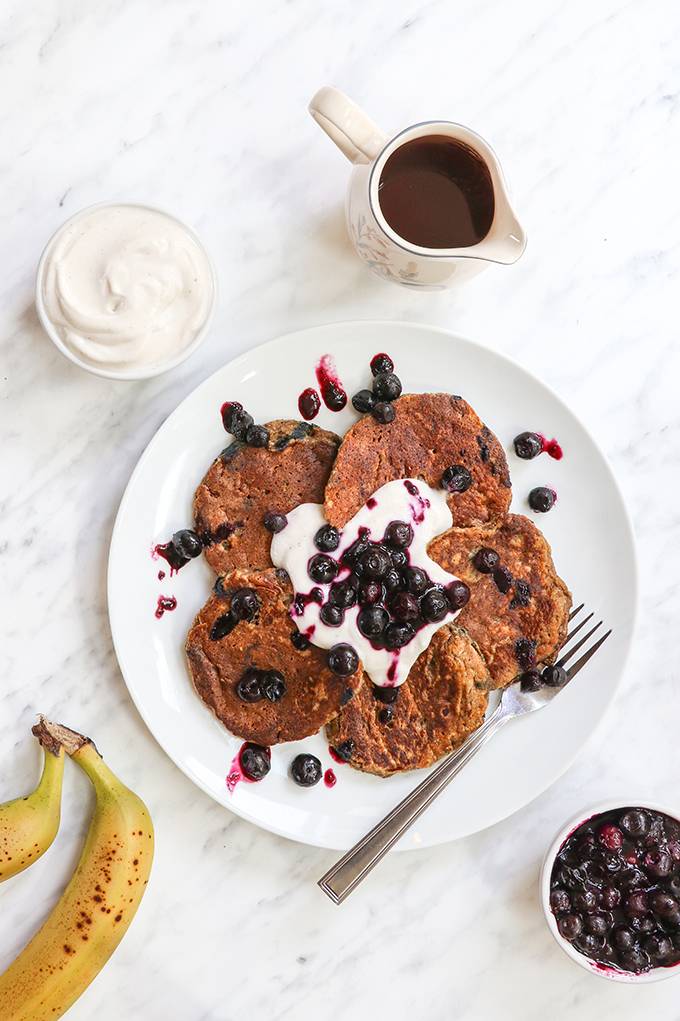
[
  {"x1": 154, "y1": 595, "x2": 177, "y2": 619},
  {"x1": 324, "y1": 768, "x2": 337, "y2": 788}
]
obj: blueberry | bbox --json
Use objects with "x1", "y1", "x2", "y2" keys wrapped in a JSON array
[
  {"x1": 389, "y1": 548, "x2": 408, "y2": 570},
  {"x1": 370, "y1": 352, "x2": 394, "y2": 376},
  {"x1": 358, "y1": 605, "x2": 389, "y2": 638},
  {"x1": 340, "y1": 687, "x2": 354, "y2": 705},
  {"x1": 384, "y1": 621, "x2": 415, "y2": 650},
  {"x1": 229, "y1": 407, "x2": 254, "y2": 441},
  {"x1": 573, "y1": 888, "x2": 598, "y2": 913},
  {"x1": 613, "y1": 927, "x2": 636, "y2": 951},
  {"x1": 264, "y1": 511, "x2": 288, "y2": 533},
  {"x1": 328, "y1": 644, "x2": 359, "y2": 677},
  {"x1": 359, "y1": 546, "x2": 392, "y2": 581},
  {"x1": 290, "y1": 753, "x2": 322, "y2": 787},
  {"x1": 510, "y1": 579, "x2": 532, "y2": 609},
  {"x1": 651, "y1": 891, "x2": 678, "y2": 918},
  {"x1": 333, "y1": 739, "x2": 354, "y2": 762},
  {"x1": 542, "y1": 664, "x2": 567, "y2": 687},
  {"x1": 374, "y1": 684, "x2": 399, "y2": 704},
  {"x1": 598, "y1": 824, "x2": 624, "y2": 851},
  {"x1": 320, "y1": 603, "x2": 344, "y2": 627},
  {"x1": 359, "y1": 581, "x2": 383, "y2": 605},
  {"x1": 630, "y1": 914, "x2": 656, "y2": 935},
  {"x1": 619, "y1": 947, "x2": 650, "y2": 974},
  {"x1": 220, "y1": 401, "x2": 243, "y2": 432},
  {"x1": 290, "y1": 630, "x2": 310, "y2": 651},
  {"x1": 373, "y1": 372, "x2": 402, "y2": 402},
  {"x1": 352, "y1": 389, "x2": 375, "y2": 414},
  {"x1": 298, "y1": 388, "x2": 320, "y2": 420},
  {"x1": 341, "y1": 537, "x2": 370, "y2": 569},
  {"x1": 420, "y1": 587, "x2": 449, "y2": 622},
  {"x1": 308, "y1": 553, "x2": 339, "y2": 584},
  {"x1": 390, "y1": 591, "x2": 420, "y2": 622},
  {"x1": 441, "y1": 464, "x2": 473, "y2": 494},
  {"x1": 327, "y1": 581, "x2": 356, "y2": 611},
  {"x1": 245, "y1": 423, "x2": 269, "y2": 448},
  {"x1": 550, "y1": 888, "x2": 571, "y2": 913},
  {"x1": 383, "y1": 569, "x2": 404, "y2": 595},
  {"x1": 446, "y1": 580, "x2": 470, "y2": 611},
  {"x1": 575, "y1": 932, "x2": 605, "y2": 957},
  {"x1": 493, "y1": 566, "x2": 513, "y2": 594},
  {"x1": 644, "y1": 933, "x2": 674, "y2": 963},
  {"x1": 643, "y1": 848, "x2": 672, "y2": 878},
  {"x1": 210, "y1": 612, "x2": 238, "y2": 641},
  {"x1": 236, "y1": 668, "x2": 263, "y2": 702},
  {"x1": 513, "y1": 431, "x2": 542, "y2": 460},
  {"x1": 515, "y1": 637, "x2": 537, "y2": 671},
  {"x1": 620, "y1": 809, "x2": 650, "y2": 838},
  {"x1": 473, "y1": 547, "x2": 500, "y2": 574},
  {"x1": 601, "y1": 886, "x2": 621, "y2": 910},
  {"x1": 239, "y1": 743, "x2": 270, "y2": 781},
  {"x1": 261, "y1": 670, "x2": 286, "y2": 702},
  {"x1": 378, "y1": 706, "x2": 394, "y2": 724},
  {"x1": 625, "y1": 890, "x2": 649, "y2": 917},
  {"x1": 403, "y1": 566, "x2": 429, "y2": 595},
  {"x1": 373, "y1": 401, "x2": 396, "y2": 424},
  {"x1": 231, "y1": 588, "x2": 260, "y2": 621},
  {"x1": 584, "y1": 913, "x2": 610, "y2": 936},
  {"x1": 324, "y1": 381, "x2": 347, "y2": 411},
  {"x1": 314, "y1": 525, "x2": 341, "y2": 552},
  {"x1": 384, "y1": 520, "x2": 413, "y2": 549},
  {"x1": 171, "y1": 528, "x2": 203, "y2": 560},
  {"x1": 520, "y1": 670, "x2": 542, "y2": 692},
  {"x1": 557, "y1": 914, "x2": 583, "y2": 940},
  {"x1": 529, "y1": 486, "x2": 556, "y2": 513}
]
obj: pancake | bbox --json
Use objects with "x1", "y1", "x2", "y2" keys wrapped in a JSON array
[
  {"x1": 194, "y1": 420, "x2": 340, "y2": 575},
  {"x1": 186, "y1": 568, "x2": 364, "y2": 745},
  {"x1": 325, "y1": 625, "x2": 490, "y2": 776},
  {"x1": 323, "y1": 393, "x2": 511, "y2": 530},
  {"x1": 429, "y1": 514, "x2": 571, "y2": 689}
]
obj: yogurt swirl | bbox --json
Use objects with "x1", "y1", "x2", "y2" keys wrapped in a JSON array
[{"x1": 40, "y1": 204, "x2": 214, "y2": 371}]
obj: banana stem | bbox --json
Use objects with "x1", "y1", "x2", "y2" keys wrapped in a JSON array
[{"x1": 32, "y1": 717, "x2": 90, "y2": 757}]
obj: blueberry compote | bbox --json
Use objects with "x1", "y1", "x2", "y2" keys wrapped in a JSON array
[
  {"x1": 550, "y1": 807, "x2": 680, "y2": 975},
  {"x1": 315, "y1": 355, "x2": 347, "y2": 412}
]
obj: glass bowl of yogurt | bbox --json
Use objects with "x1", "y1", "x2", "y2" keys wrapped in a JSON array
[{"x1": 36, "y1": 202, "x2": 217, "y2": 380}]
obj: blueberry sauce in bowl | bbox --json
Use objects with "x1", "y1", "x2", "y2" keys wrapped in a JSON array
[{"x1": 541, "y1": 801, "x2": 680, "y2": 982}]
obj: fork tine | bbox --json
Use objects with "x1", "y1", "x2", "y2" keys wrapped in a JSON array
[
  {"x1": 566, "y1": 629, "x2": 612, "y2": 680},
  {"x1": 565, "y1": 611, "x2": 594, "y2": 644},
  {"x1": 569, "y1": 602, "x2": 585, "y2": 622},
  {"x1": 556, "y1": 621, "x2": 603, "y2": 668}
]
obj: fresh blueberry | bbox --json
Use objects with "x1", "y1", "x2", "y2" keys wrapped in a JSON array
[
  {"x1": 171, "y1": 528, "x2": 203, "y2": 560},
  {"x1": 231, "y1": 588, "x2": 260, "y2": 621},
  {"x1": 384, "y1": 520, "x2": 413, "y2": 549},
  {"x1": 314, "y1": 525, "x2": 341, "y2": 552},
  {"x1": 370, "y1": 352, "x2": 394, "y2": 376},
  {"x1": 513, "y1": 431, "x2": 543, "y2": 460},
  {"x1": 378, "y1": 706, "x2": 394, "y2": 724},
  {"x1": 403, "y1": 566, "x2": 429, "y2": 596},
  {"x1": 550, "y1": 888, "x2": 571, "y2": 913},
  {"x1": 390, "y1": 591, "x2": 420, "y2": 622},
  {"x1": 290, "y1": 629, "x2": 310, "y2": 651},
  {"x1": 441, "y1": 464, "x2": 473, "y2": 493},
  {"x1": 420, "y1": 587, "x2": 449, "y2": 622},
  {"x1": 374, "y1": 684, "x2": 399, "y2": 704},
  {"x1": 542, "y1": 664, "x2": 567, "y2": 687},
  {"x1": 520, "y1": 670, "x2": 542, "y2": 692},
  {"x1": 493, "y1": 565, "x2": 513, "y2": 594},
  {"x1": 557, "y1": 914, "x2": 583, "y2": 940},
  {"x1": 320, "y1": 603, "x2": 344, "y2": 627},
  {"x1": 261, "y1": 670, "x2": 286, "y2": 702},
  {"x1": 384, "y1": 621, "x2": 415, "y2": 650},
  {"x1": 620, "y1": 809, "x2": 650, "y2": 838},
  {"x1": 290, "y1": 753, "x2": 322, "y2": 787},
  {"x1": 357, "y1": 605, "x2": 389, "y2": 638},
  {"x1": 446, "y1": 580, "x2": 470, "y2": 611},
  {"x1": 245, "y1": 423, "x2": 269, "y2": 448},
  {"x1": 239, "y1": 743, "x2": 270, "y2": 781},
  {"x1": 598, "y1": 824, "x2": 624, "y2": 851},
  {"x1": 332, "y1": 739, "x2": 355, "y2": 762},
  {"x1": 327, "y1": 644, "x2": 359, "y2": 676},
  {"x1": 263, "y1": 511, "x2": 288, "y2": 533},
  {"x1": 236, "y1": 668, "x2": 263, "y2": 702},
  {"x1": 329, "y1": 580, "x2": 357, "y2": 608},
  {"x1": 473, "y1": 547, "x2": 500, "y2": 573},
  {"x1": 352, "y1": 389, "x2": 375, "y2": 414},
  {"x1": 373, "y1": 372, "x2": 402, "y2": 402},
  {"x1": 372, "y1": 401, "x2": 396, "y2": 424},
  {"x1": 529, "y1": 486, "x2": 557, "y2": 513},
  {"x1": 359, "y1": 546, "x2": 392, "y2": 581},
  {"x1": 308, "y1": 553, "x2": 339, "y2": 584}
]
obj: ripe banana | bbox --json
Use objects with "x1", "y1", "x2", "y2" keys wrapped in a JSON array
[
  {"x1": 0, "y1": 719, "x2": 82, "y2": 882},
  {"x1": 0, "y1": 718, "x2": 154, "y2": 1021}
]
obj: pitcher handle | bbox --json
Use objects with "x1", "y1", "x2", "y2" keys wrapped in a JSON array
[{"x1": 309, "y1": 87, "x2": 388, "y2": 165}]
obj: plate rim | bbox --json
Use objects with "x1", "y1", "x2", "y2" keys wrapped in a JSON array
[{"x1": 107, "y1": 319, "x2": 640, "y2": 850}]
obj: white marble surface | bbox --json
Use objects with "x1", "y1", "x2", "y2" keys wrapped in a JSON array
[{"x1": 2, "y1": 0, "x2": 680, "y2": 1017}]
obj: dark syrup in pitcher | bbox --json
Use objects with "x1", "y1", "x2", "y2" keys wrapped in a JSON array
[{"x1": 377, "y1": 135, "x2": 495, "y2": 249}]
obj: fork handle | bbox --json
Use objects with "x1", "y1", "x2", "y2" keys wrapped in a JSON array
[{"x1": 318, "y1": 703, "x2": 508, "y2": 904}]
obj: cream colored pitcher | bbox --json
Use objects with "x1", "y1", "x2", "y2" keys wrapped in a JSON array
[{"x1": 309, "y1": 87, "x2": 526, "y2": 290}]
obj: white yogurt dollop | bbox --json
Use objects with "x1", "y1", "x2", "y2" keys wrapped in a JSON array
[
  {"x1": 271, "y1": 478, "x2": 461, "y2": 687},
  {"x1": 40, "y1": 204, "x2": 214, "y2": 371}
]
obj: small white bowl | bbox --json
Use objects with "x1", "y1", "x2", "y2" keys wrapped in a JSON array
[
  {"x1": 540, "y1": 799, "x2": 680, "y2": 984},
  {"x1": 35, "y1": 201, "x2": 217, "y2": 381}
]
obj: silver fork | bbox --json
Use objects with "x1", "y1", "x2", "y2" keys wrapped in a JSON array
[{"x1": 318, "y1": 603, "x2": 611, "y2": 904}]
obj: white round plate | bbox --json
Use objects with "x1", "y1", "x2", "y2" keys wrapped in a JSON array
[{"x1": 108, "y1": 321, "x2": 638, "y2": 850}]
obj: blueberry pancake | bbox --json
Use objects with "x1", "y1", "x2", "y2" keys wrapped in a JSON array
[
  {"x1": 194, "y1": 420, "x2": 340, "y2": 575},
  {"x1": 186, "y1": 568, "x2": 364, "y2": 745},
  {"x1": 325, "y1": 625, "x2": 489, "y2": 776},
  {"x1": 429, "y1": 514, "x2": 571, "y2": 689},
  {"x1": 324, "y1": 393, "x2": 511, "y2": 530}
]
